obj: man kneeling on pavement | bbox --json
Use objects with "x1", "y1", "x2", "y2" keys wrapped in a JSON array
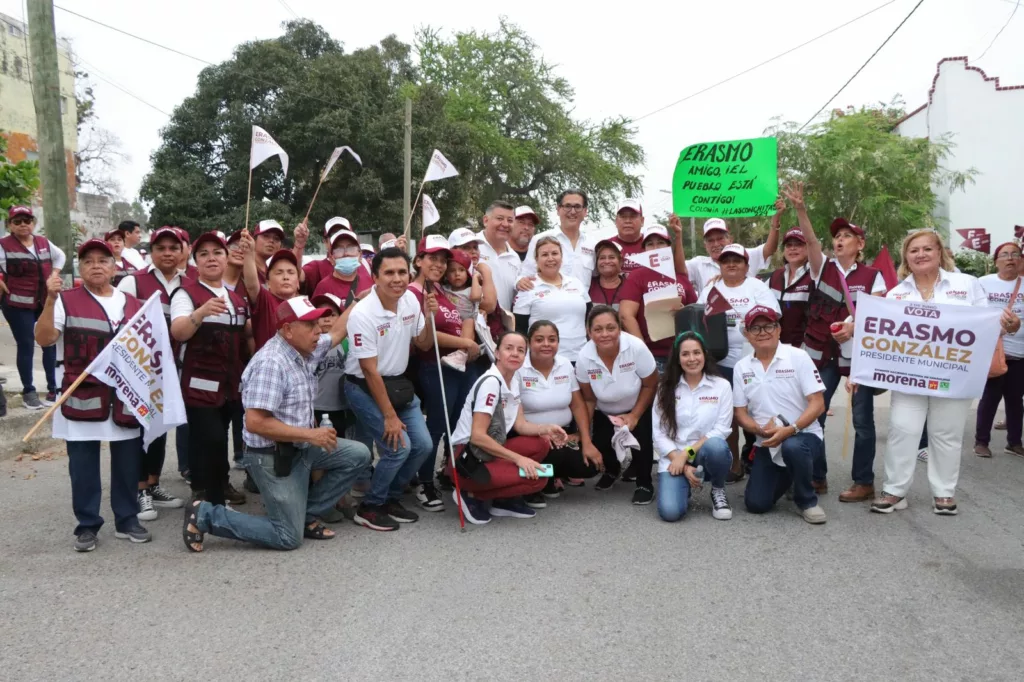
[{"x1": 183, "y1": 297, "x2": 370, "y2": 551}]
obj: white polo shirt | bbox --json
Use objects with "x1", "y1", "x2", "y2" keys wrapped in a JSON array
[
  {"x1": 476, "y1": 234, "x2": 522, "y2": 311},
  {"x1": 651, "y1": 374, "x2": 733, "y2": 473},
  {"x1": 518, "y1": 354, "x2": 579, "y2": 427},
  {"x1": 452, "y1": 365, "x2": 521, "y2": 446},
  {"x1": 732, "y1": 343, "x2": 825, "y2": 465},
  {"x1": 886, "y1": 269, "x2": 988, "y2": 307},
  {"x1": 686, "y1": 245, "x2": 768, "y2": 292},
  {"x1": 512, "y1": 275, "x2": 590, "y2": 361},
  {"x1": 575, "y1": 332, "x2": 657, "y2": 415},
  {"x1": 344, "y1": 287, "x2": 424, "y2": 378},
  {"x1": 520, "y1": 228, "x2": 599, "y2": 284},
  {"x1": 697, "y1": 277, "x2": 780, "y2": 368},
  {"x1": 980, "y1": 274, "x2": 1024, "y2": 357}
]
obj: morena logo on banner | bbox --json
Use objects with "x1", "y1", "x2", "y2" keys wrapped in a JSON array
[{"x1": 904, "y1": 305, "x2": 940, "y2": 319}]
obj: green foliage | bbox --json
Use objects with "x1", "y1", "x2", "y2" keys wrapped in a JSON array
[
  {"x1": 954, "y1": 250, "x2": 993, "y2": 278},
  {"x1": 109, "y1": 199, "x2": 150, "y2": 230},
  {"x1": 0, "y1": 133, "x2": 41, "y2": 211}
]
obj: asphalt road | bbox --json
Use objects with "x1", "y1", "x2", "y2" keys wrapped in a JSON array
[{"x1": 2, "y1": 406, "x2": 1023, "y2": 681}]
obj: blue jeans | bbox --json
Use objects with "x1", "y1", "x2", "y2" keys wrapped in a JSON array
[
  {"x1": 418, "y1": 361, "x2": 479, "y2": 484},
  {"x1": 744, "y1": 434, "x2": 823, "y2": 513},
  {"x1": 1, "y1": 303, "x2": 56, "y2": 394},
  {"x1": 66, "y1": 438, "x2": 143, "y2": 535},
  {"x1": 197, "y1": 439, "x2": 370, "y2": 550},
  {"x1": 658, "y1": 436, "x2": 732, "y2": 522},
  {"x1": 344, "y1": 381, "x2": 433, "y2": 506},
  {"x1": 818, "y1": 359, "x2": 876, "y2": 485}
]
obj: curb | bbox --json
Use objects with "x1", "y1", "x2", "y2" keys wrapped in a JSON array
[{"x1": 0, "y1": 407, "x2": 62, "y2": 462}]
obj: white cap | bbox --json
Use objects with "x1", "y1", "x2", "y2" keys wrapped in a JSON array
[
  {"x1": 419, "y1": 234, "x2": 451, "y2": 254},
  {"x1": 379, "y1": 238, "x2": 398, "y2": 250},
  {"x1": 641, "y1": 224, "x2": 670, "y2": 243},
  {"x1": 719, "y1": 243, "x2": 749, "y2": 262},
  {"x1": 514, "y1": 206, "x2": 539, "y2": 222},
  {"x1": 324, "y1": 216, "x2": 351, "y2": 236},
  {"x1": 616, "y1": 199, "x2": 644, "y2": 215},
  {"x1": 275, "y1": 296, "x2": 330, "y2": 328},
  {"x1": 448, "y1": 227, "x2": 486, "y2": 248},
  {"x1": 703, "y1": 218, "x2": 729, "y2": 236},
  {"x1": 360, "y1": 242, "x2": 375, "y2": 254},
  {"x1": 329, "y1": 229, "x2": 360, "y2": 248},
  {"x1": 255, "y1": 219, "x2": 284, "y2": 237}
]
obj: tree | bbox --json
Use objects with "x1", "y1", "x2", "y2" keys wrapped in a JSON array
[
  {"x1": 109, "y1": 198, "x2": 150, "y2": 230},
  {"x1": 0, "y1": 133, "x2": 41, "y2": 211},
  {"x1": 74, "y1": 68, "x2": 129, "y2": 197}
]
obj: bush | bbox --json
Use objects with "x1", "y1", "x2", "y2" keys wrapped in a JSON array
[{"x1": 954, "y1": 250, "x2": 992, "y2": 278}]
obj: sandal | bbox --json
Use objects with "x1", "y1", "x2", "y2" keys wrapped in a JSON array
[
  {"x1": 182, "y1": 499, "x2": 204, "y2": 552},
  {"x1": 726, "y1": 468, "x2": 745, "y2": 483},
  {"x1": 303, "y1": 521, "x2": 336, "y2": 540}
]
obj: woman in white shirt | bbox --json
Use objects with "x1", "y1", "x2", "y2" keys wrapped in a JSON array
[
  {"x1": 975, "y1": 242, "x2": 1024, "y2": 458},
  {"x1": 517, "y1": 321, "x2": 604, "y2": 507},
  {"x1": 576, "y1": 305, "x2": 659, "y2": 505},
  {"x1": 448, "y1": 331, "x2": 567, "y2": 525},
  {"x1": 653, "y1": 332, "x2": 734, "y2": 522},
  {"x1": 871, "y1": 230, "x2": 1016, "y2": 516},
  {"x1": 513, "y1": 236, "x2": 591, "y2": 362}
]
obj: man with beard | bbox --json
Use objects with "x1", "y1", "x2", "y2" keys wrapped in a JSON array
[{"x1": 509, "y1": 206, "x2": 539, "y2": 262}]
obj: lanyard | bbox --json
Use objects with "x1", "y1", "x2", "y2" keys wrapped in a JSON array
[{"x1": 596, "y1": 276, "x2": 624, "y2": 306}]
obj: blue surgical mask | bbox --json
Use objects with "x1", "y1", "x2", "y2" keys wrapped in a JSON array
[{"x1": 335, "y1": 257, "x2": 360, "y2": 276}]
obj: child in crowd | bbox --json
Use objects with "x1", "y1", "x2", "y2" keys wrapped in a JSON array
[
  {"x1": 312, "y1": 294, "x2": 352, "y2": 433},
  {"x1": 441, "y1": 249, "x2": 483, "y2": 371}
]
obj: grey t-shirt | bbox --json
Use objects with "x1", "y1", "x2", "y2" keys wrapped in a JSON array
[{"x1": 315, "y1": 346, "x2": 348, "y2": 412}]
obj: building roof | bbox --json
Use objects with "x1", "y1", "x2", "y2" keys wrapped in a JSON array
[{"x1": 894, "y1": 56, "x2": 1024, "y2": 128}]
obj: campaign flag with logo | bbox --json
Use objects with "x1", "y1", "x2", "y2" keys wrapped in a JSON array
[
  {"x1": 422, "y1": 194, "x2": 440, "y2": 228},
  {"x1": 423, "y1": 149, "x2": 459, "y2": 182},
  {"x1": 250, "y1": 126, "x2": 289, "y2": 176},
  {"x1": 703, "y1": 285, "x2": 734, "y2": 317},
  {"x1": 624, "y1": 246, "x2": 674, "y2": 280},
  {"x1": 849, "y1": 295, "x2": 1001, "y2": 400},
  {"x1": 83, "y1": 293, "x2": 187, "y2": 448},
  {"x1": 321, "y1": 145, "x2": 362, "y2": 181}
]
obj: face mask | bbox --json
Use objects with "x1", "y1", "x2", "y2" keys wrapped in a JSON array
[{"x1": 335, "y1": 257, "x2": 360, "y2": 276}]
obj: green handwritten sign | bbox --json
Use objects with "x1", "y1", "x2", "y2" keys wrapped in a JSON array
[{"x1": 672, "y1": 137, "x2": 778, "y2": 218}]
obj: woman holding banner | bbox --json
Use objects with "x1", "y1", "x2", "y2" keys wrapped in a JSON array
[{"x1": 870, "y1": 230, "x2": 1010, "y2": 515}]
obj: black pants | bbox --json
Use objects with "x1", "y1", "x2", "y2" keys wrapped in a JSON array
[
  {"x1": 593, "y1": 407, "x2": 654, "y2": 487},
  {"x1": 544, "y1": 443, "x2": 601, "y2": 479},
  {"x1": 140, "y1": 432, "x2": 167, "y2": 483},
  {"x1": 186, "y1": 401, "x2": 238, "y2": 506},
  {"x1": 230, "y1": 402, "x2": 244, "y2": 461}
]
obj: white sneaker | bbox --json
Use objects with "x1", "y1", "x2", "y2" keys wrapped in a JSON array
[
  {"x1": 441, "y1": 349, "x2": 468, "y2": 372},
  {"x1": 137, "y1": 489, "x2": 158, "y2": 521},
  {"x1": 710, "y1": 487, "x2": 732, "y2": 520},
  {"x1": 801, "y1": 504, "x2": 827, "y2": 524},
  {"x1": 917, "y1": 448, "x2": 929, "y2": 462}
]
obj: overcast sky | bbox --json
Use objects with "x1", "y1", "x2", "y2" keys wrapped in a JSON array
[{"x1": 3, "y1": 0, "x2": 1022, "y2": 226}]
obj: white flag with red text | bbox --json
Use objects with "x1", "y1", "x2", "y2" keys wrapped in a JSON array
[{"x1": 250, "y1": 125, "x2": 289, "y2": 176}]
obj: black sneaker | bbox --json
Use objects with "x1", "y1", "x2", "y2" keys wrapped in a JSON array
[
  {"x1": 354, "y1": 503, "x2": 399, "y2": 531},
  {"x1": 524, "y1": 492, "x2": 547, "y2": 509},
  {"x1": 74, "y1": 530, "x2": 97, "y2": 552},
  {"x1": 179, "y1": 469, "x2": 191, "y2": 485},
  {"x1": 542, "y1": 478, "x2": 561, "y2": 499},
  {"x1": 385, "y1": 499, "x2": 419, "y2": 524},
  {"x1": 631, "y1": 485, "x2": 655, "y2": 505},
  {"x1": 621, "y1": 461, "x2": 638, "y2": 483},
  {"x1": 114, "y1": 523, "x2": 152, "y2": 543},
  {"x1": 490, "y1": 497, "x2": 536, "y2": 519},
  {"x1": 415, "y1": 483, "x2": 444, "y2": 512},
  {"x1": 149, "y1": 484, "x2": 184, "y2": 508},
  {"x1": 594, "y1": 473, "x2": 617, "y2": 491}
]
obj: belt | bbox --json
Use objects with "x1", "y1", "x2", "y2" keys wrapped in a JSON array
[
  {"x1": 345, "y1": 374, "x2": 403, "y2": 389},
  {"x1": 244, "y1": 445, "x2": 276, "y2": 455}
]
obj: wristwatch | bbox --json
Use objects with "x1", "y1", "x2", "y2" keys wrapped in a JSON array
[
  {"x1": 791, "y1": 423, "x2": 803, "y2": 435},
  {"x1": 685, "y1": 446, "x2": 697, "y2": 463}
]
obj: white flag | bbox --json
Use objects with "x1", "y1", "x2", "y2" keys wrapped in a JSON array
[
  {"x1": 250, "y1": 125, "x2": 289, "y2": 176},
  {"x1": 422, "y1": 194, "x2": 440, "y2": 228},
  {"x1": 423, "y1": 149, "x2": 459, "y2": 182},
  {"x1": 321, "y1": 145, "x2": 362, "y2": 180},
  {"x1": 83, "y1": 293, "x2": 187, "y2": 449},
  {"x1": 625, "y1": 246, "x2": 675, "y2": 280}
]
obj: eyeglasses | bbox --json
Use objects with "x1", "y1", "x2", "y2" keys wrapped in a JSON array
[
  {"x1": 332, "y1": 246, "x2": 361, "y2": 257},
  {"x1": 746, "y1": 322, "x2": 779, "y2": 335},
  {"x1": 228, "y1": 243, "x2": 242, "y2": 252},
  {"x1": 9, "y1": 217, "x2": 33, "y2": 226},
  {"x1": 559, "y1": 204, "x2": 585, "y2": 212},
  {"x1": 997, "y1": 253, "x2": 1022, "y2": 261}
]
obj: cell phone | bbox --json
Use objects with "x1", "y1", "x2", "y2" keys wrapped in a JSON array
[
  {"x1": 776, "y1": 414, "x2": 790, "y2": 427},
  {"x1": 518, "y1": 463, "x2": 554, "y2": 478}
]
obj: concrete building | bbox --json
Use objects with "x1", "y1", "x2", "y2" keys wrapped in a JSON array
[{"x1": 895, "y1": 57, "x2": 1024, "y2": 249}]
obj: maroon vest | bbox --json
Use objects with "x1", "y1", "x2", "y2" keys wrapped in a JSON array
[
  {"x1": 769, "y1": 266, "x2": 813, "y2": 346},
  {"x1": 177, "y1": 281, "x2": 248, "y2": 407},
  {"x1": 112, "y1": 258, "x2": 138, "y2": 287},
  {"x1": 132, "y1": 269, "x2": 177, "y2": 321},
  {"x1": 1, "y1": 235, "x2": 52, "y2": 309},
  {"x1": 803, "y1": 260, "x2": 879, "y2": 373},
  {"x1": 58, "y1": 287, "x2": 141, "y2": 427}
]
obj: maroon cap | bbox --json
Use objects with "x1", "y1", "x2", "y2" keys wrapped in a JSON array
[
  {"x1": 744, "y1": 305, "x2": 779, "y2": 328},
  {"x1": 276, "y1": 296, "x2": 330, "y2": 328},
  {"x1": 226, "y1": 229, "x2": 244, "y2": 245},
  {"x1": 254, "y1": 220, "x2": 285, "y2": 239},
  {"x1": 830, "y1": 218, "x2": 865, "y2": 239},
  {"x1": 77, "y1": 238, "x2": 114, "y2": 259},
  {"x1": 594, "y1": 238, "x2": 623, "y2": 256},
  {"x1": 782, "y1": 228, "x2": 806, "y2": 244},
  {"x1": 103, "y1": 229, "x2": 125, "y2": 242},
  {"x1": 8, "y1": 205, "x2": 34, "y2": 220},
  {"x1": 267, "y1": 249, "x2": 298, "y2": 272},
  {"x1": 150, "y1": 227, "x2": 183, "y2": 246},
  {"x1": 448, "y1": 249, "x2": 472, "y2": 271},
  {"x1": 175, "y1": 227, "x2": 192, "y2": 243},
  {"x1": 192, "y1": 231, "x2": 228, "y2": 252}
]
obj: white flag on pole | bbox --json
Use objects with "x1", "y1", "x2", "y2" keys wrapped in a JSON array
[
  {"x1": 321, "y1": 145, "x2": 362, "y2": 181},
  {"x1": 422, "y1": 194, "x2": 440, "y2": 228},
  {"x1": 83, "y1": 293, "x2": 187, "y2": 449},
  {"x1": 250, "y1": 125, "x2": 289, "y2": 176},
  {"x1": 423, "y1": 149, "x2": 459, "y2": 182}
]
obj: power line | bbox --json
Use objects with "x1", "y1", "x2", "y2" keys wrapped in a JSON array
[
  {"x1": 77, "y1": 58, "x2": 171, "y2": 117},
  {"x1": 632, "y1": 1, "x2": 897, "y2": 123},
  {"x1": 276, "y1": 0, "x2": 300, "y2": 19},
  {"x1": 975, "y1": 0, "x2": 1019, "y2": 61},
  {"x1": 798, "y1": 0, "x2": 927, "y2": 131}
]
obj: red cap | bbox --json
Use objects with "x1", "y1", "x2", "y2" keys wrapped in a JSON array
[
  {"x1": 7, "y1": 205, "x2": 34, "y2": 220},
  {"x1": 418, "y1": 234, "x2": 452, "y2": 256},
  {"x1": 254, "y1": 220, "x2": 285, "y2": 239},
  {"x1": 594, "y1": 238, "x2": 623, "y2": 256},
  {"x1": 175, "y1": 227, "x2": 191, "y2": 243},
  {"x1": 77, "y1": 238, "x2": 114, "y2": 259},
  {"x1": 311, "y1": 293, "x2": 343, "y2": 313},
  {"x1": 448, "y1": 249, "x2": 472, "y2": 271},
  {"x1": 830, "y1": 218, "x2": 865, "y2": 238},
  {"x1": 994, "y1": 242, "x2": 1021, "y2": 261},
  {"x1": 192, "y1": 231, "x2": 228, "y2": 252},
  {"x1": 275, "y1": 296, "x2": 330, "y2": 328},
  {"x1": 267, "y1": 249, "x2": 298, "y2": 272},
  {"x1": 150, "y1": 227, "x2": 183, "y2": 246},
  {"x1": 226, "y1": 229, "x2": 243, "y2": 245},
  {"x1": 744, "y1": 305, "x2": 779, "y2": 327},
  {"x1": 782, "y1": 228, "x2": 806, "y2": 244},
  {"x1": 103, "y1": 229, "x2": 125, "y2": 242},
  {"x1": 719, "y1": 244, "x2": 749, "y2": 262}
]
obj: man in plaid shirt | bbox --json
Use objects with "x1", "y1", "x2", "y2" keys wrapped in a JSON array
[{"x1": 182, "y1": 297, "x2": 369, "y2": 552}]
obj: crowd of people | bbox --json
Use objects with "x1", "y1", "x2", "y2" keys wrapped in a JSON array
[{"x1": 1, "y1": 184, "x2": 1022, "y2": 552}]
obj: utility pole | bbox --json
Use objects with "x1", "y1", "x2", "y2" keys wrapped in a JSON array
[
  {"x1": 403, "y1": 98, "x2": 413, "y2": 257},
  {"x1": 26, "y1": 0, "x2": 73, "y2": 274}
]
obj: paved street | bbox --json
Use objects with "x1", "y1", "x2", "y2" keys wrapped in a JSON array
[{"x1": 2, "y1": 405, "x2": 1023, "y2": 681}]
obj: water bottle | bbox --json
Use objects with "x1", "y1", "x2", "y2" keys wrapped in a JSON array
[
  {"x1": 694, "y1": 464, "x2": 705, "y2": 491},
  {"x1": 320, "y1": 413, "x2": 333, "y2": 430}
]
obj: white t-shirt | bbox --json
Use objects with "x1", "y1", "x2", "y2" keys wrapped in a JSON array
[
  {"x1": 169, "y1": 283, "x2": 234, "y2": 322},
  {"x1": 519, "y1": 228, "x2": 599, "y2": 284},
  {"x1": 886, "y1": 269, "x2": 988, "y2": 307},
  {"x1": 517, "y1": 354, "x2": 579, "y2": 427},
  {"x1": 575, "y1": 332, "x2": 657, "y2": 415},
  {"x1": 344, "y1": 287, "x2": 425, "y2": 378},
  {"x1": 476, "y1": 234, "x2": 522, "y2": 312},
  {"x1": 121, "y1": 246, "x2": 147, "y2": 269},
  {"x1": 652, "y1": 374, "x2": 733, "y2": 473},
  {"x1": 512, "y1": 275, "x2": 590, "y2": 362},
  {"x1": 685, "y1": 246, "x2": 768, "y2": 292},
  {"x1": 452, "y1": 366, "x2": 521, "y2": 446},
  {"x1": 732, "y1": 343, "x2": 825, "y2": 466},
  {"x1": 979, "y1": 274, "x2": 1024, "y2": 358},
  {"x1": 47, "y1": 289, "x2": 141, "y2": 442},
  {"x1": 697, "y1": 277, "x2": 780, "y2": 368},
  {"x1": 117, "y1": 266, "x2": 184, "y2": 299}
]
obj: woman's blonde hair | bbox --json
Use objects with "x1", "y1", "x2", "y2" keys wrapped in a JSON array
[
  {"x1": 534, "y1": 235, "x2": 562, "y2": 258},
  {"x1": 897, "y1": 229, "x2": 955, "y2": 279}
]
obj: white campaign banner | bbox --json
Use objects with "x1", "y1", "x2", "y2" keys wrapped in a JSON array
[
  {"x1": 250, "y1": 125, "x2": 289, "y2": 175},
  {"x1": 83, "y1": 293, "x2": 187, "y2": 448},
  {"x1": 850, "y1": 295, "x2": 1001, "y2": 400},
  {"x1": 422, "y1": 194, "x2": 440, "y2": 228}
]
